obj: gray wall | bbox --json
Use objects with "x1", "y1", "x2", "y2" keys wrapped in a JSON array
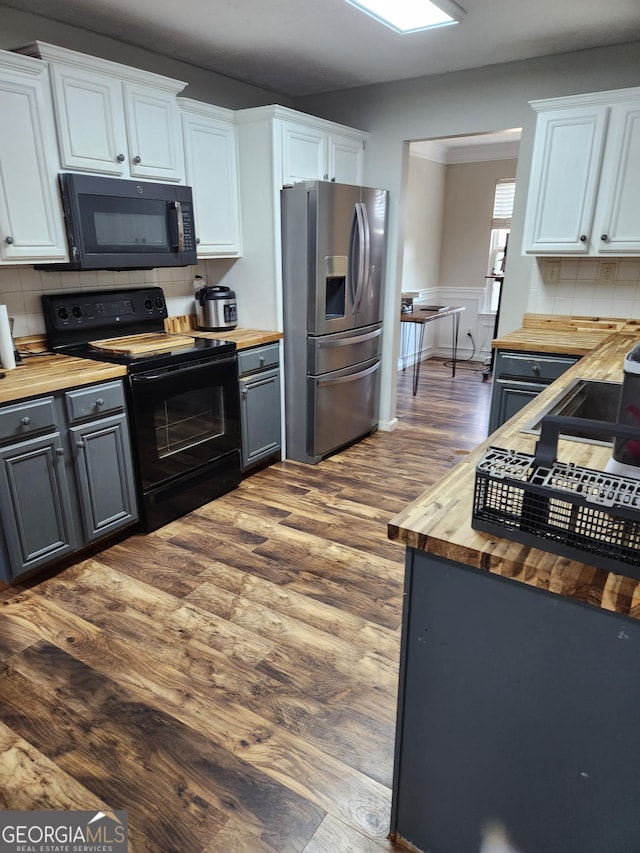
[
  {"x1": 296, "y1": 42, "x2": 640, "y2": 429},
  {"x1": 0, "y1": 6, "x2": 291, "y2": 109}
]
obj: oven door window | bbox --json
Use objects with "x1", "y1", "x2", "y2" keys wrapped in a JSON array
[
  {"x1": 155, "y1": 385, "x2": 225, "y2": 458},
  {"x1": 78, "y1": 195, "x2": 174, "y2": 255},
  {"x1": 130, "y1": 356, "x2": 241, "y2": 489}
]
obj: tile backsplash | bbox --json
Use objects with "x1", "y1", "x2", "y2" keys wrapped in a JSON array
[
  {"x1": 528, "y1": 257, "x2": 640, "y2": 318},
  {"x1": 0, "y1": 264, "x2": 200, "y2": 338}
]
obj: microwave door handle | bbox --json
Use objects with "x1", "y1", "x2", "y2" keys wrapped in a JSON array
[{"x1": 170, "y1": 201, "x2": 185, "y2": 252}]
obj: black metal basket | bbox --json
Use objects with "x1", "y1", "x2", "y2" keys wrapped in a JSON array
[{"x1": 472, "y1": 416, "x2": 640, "y2": 578}]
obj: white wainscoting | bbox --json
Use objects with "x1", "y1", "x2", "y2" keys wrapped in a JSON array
[{"x1": 398, "y1": 288, "x2": 493, "y2": 369}]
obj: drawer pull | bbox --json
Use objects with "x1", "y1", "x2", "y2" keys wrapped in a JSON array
[
  {"x1": 20, "y1": 416, "x2": 30, "y2": 426},
  {"x1": 55, "y1": 447, "x2": 64, "y2": 457},
  {"x1": 532, "y1": 364, "x2": 541, "y2": 376},
  {"x1": 95, "y1": 398, "x2": 104, "y2": 407}
]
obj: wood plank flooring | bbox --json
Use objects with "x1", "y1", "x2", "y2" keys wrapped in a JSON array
[{"x1": 0, "y1": 358, "x2": 491, "y2": 853}]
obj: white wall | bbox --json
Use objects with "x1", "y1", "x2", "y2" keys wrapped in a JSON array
[
  {"x1": 402, "y1": 153, "x2": 446, "y2": 294},
  {"x1": 296, "y1": 41, "x2": 640, "y2": 430}
]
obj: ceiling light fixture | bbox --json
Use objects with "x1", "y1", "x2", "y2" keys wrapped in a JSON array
[{"x1": 345, "y1": 0, "x2": 465, "y2": 33}]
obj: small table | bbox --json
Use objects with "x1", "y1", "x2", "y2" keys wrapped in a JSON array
[{"x1": 400, "y1": 305, "x2": 465, "y2": 395}]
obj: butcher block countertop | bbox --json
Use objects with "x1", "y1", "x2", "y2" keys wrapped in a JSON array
[
  {"x1": 0, "y1": 353, "x2": 128, "y2": 405},
  {"x1": 389, "y1": 321, "x2": 640, "y2": 621},
  {"x1": 0, "y1": 324, "x2": 282, "y2": 405},
  {"x1": 492, "y1": 312, "x2": 640, "y2": 355}
]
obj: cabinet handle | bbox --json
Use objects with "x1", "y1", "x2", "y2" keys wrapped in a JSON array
[
  {"x1": 196, "y1": 238, "x2": 200, "y2": 244},
  {"x1": 532, "y1": 364, "x2": 541, "y2": 376},
  {"x1": 259, "y1": 355, "x2": 265, "y2": 365},
  {"x1": 76, "y1": 440, "x2": 85, "y2": 450},
  {"x1": 55, "y1": 447, "x2": 64, "y2": 457},
  {"x1": 579, "y1": 235, "x2": 587, "y2": 242},
  {"x1": 4, "y1": 236, "x2": 13, "y2": 245},
  {"x1": 116, "y1": 153, "x2": 125, "y2": 162},
  {"x1": 601, "y1": 234, "x2": 608, "y2": 242},
  {"x1": 133, "y1": 155, "x2": 141, "y2": 165},
  {"x1": 95, "y1": 398, "x2": 104, "y2": 407},
  {"x1": 20, "y1": 416, "x2": 30, "y2": 426},
  {"x1": 323, "y1": 173, "x2": 328, "y2": 180},
  {"x1": 242, "y1": 389, "x2": 248, "y2": 399}
]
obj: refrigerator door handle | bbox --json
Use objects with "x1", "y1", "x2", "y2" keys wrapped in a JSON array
[
  {"x1": 349, "y1": 203, "x2": 366, "y2": 313},
  {"x1": 354, "y1": 203, "x2": 371, "y2": 314},
  {"x1": 316, "y1": 360, "x2": 379, "y2": 387},
  {"x1": 316, "y1": 327, "x2": 381, "y2": 348}
]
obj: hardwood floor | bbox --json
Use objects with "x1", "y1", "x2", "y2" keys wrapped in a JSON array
[{"x1": 0, "y1": 358, "x2": 491, "y2": 853}]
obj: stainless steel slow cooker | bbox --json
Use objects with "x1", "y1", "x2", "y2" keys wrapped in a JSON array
[{"x1": 195, "y1": 285, "x2": 238, "y2": 331}]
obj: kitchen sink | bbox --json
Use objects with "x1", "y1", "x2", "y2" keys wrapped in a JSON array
[{"x1": 522, "y1": 378, "x2": 622, "y2": 444}]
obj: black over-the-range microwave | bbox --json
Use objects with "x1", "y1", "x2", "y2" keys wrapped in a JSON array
[{"x1": 36, "y1": 173, "x2": 198, "y2": 271}]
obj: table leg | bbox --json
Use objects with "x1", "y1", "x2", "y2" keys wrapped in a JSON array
[
  {"x1": 451, "y1": 311, "x2": 461, "y2": 378},
  {"x1": 412, "y1": 322, "x2": 426, "y2": 396}
]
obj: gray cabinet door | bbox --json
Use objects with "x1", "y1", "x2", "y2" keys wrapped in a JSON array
[
  {"x1": 71, "y1": 413, "x2": 138, "y2": 541},
  {"x1": 240, "y1": 367, "x2": 281, "y2": 469},
  {"x1": 0, "y1": 432, "x2": 76, "y2": 578}
]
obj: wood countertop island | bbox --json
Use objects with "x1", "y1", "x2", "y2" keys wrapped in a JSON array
[
  {"x1": 390, "y1": 323, "x2": 640, "y2": 618},
  {"x1": 388, "y1": 319, "x2": 640, "y2": 853}
]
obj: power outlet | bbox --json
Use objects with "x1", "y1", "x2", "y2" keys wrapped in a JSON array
[
  {"x1": 599, "y1": 261, "x2": 618, "y2": 282},
  {"x1": 545, "y1": 260, "x2": 560, "y2": 284}
]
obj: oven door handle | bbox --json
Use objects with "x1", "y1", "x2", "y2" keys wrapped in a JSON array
[{"x1": 130, "y1": 354, "x2": 237, "y2": 384}]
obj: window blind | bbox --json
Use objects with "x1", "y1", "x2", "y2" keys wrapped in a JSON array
[{"x1": 492, "y1": 179, "x2": 515, "y2": 229}]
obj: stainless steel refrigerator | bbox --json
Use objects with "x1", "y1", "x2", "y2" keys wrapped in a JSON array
[{"x1": 281, "y1": 180, "x2": 388, "y2": 464}]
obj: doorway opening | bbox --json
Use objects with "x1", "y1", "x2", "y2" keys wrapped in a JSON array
[{"x1": 398, "y1": 128, "x2": 521, "y2": 391}]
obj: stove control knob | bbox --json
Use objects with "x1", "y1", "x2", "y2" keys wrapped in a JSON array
[
  {"x1": 57, "y1": 307, "x2": 69, "y2": 320},
  {"x1": 155, "y1": 296, "x2": 165, "y2": 310},
  {"x1": 72, "y1": 305, "x2": 83, "y2": 319}
]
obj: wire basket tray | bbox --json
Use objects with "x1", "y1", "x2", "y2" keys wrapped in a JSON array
[{"x1": 472, "y1": 445, "x2": 640, "y2": 578}]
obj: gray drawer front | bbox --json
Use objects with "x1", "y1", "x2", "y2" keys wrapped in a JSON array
[
  {"x1": 65, "y1": 381, "x2": 125, "y2": 424},
  {"x1": 0, "y1": 397, "x2": 56, "y2": 443},
  {"x1": 238, "y1": 343, "x2": 280, "y2": 376},
  {"x1": 495, "y1": 351, "x2": 578, "y2": 383}
]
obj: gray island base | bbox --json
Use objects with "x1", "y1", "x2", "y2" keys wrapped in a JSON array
[{"x1": 390, "y1": 549, "x2": 640, "y2": 853}]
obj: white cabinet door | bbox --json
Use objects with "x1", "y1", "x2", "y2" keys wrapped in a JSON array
[
  {"x1": 25, "y1": 43, "x2": 187, "y2": 183},
  {"x1": 181, "y1": 101, "x2": 241, "y2": 257},
  {"x1": 594, "y1": 101, "x2": 640, "y2": 253},
  {"x1": 282, "y1": 121, "x2": 327, "y2": 184},
  {"x1": 49, "y1": 63, "x2": 128, "y2": 176},
  {"x1": 0, "y1": 54, "x2": 67, "y2": 263},
  {"x1": 328, "y1": 133, "x2": 364, "y2": 184},
  {"x1": 523, "y1": 105, "x2": 608, "y2": 254},
  {"x1": 124, "y1": 82, "x2": 185, "y2": 183}
]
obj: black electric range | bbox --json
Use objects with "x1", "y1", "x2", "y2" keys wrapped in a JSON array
[{"x1": 42, "y1": 287, "x2": 242, "y2": 532}]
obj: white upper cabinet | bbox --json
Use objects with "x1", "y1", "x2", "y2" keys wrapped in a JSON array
[
  {"x1": 280, "y1": 111, "x2": 366, "y2": 186},
  {"x1": 0, "y1": 50, "x2": 67, "y2": 263},
  {"x1": 524, "y1": 87, "x2": 640, "y2": 255},
  {"x1": 179, "y1": 98, "x2": 242, "y2": 258},
  {"x1": 17, "y1": 42, "x2": 186, "y2": 183}
]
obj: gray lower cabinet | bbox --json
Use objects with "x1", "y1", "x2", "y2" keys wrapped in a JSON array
[
  {"x1": 0, "y1": 427, "x2": 77, "y2": 577},
  {"x1": 238, "y1": 343, "x2": 282, "y2": 470},
  {"x1": 0, "y1": 380, "x2": 138, "y2": 582},
  {"x1": 488, "y1": 349, "x2": 578, "y2": 433}
]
